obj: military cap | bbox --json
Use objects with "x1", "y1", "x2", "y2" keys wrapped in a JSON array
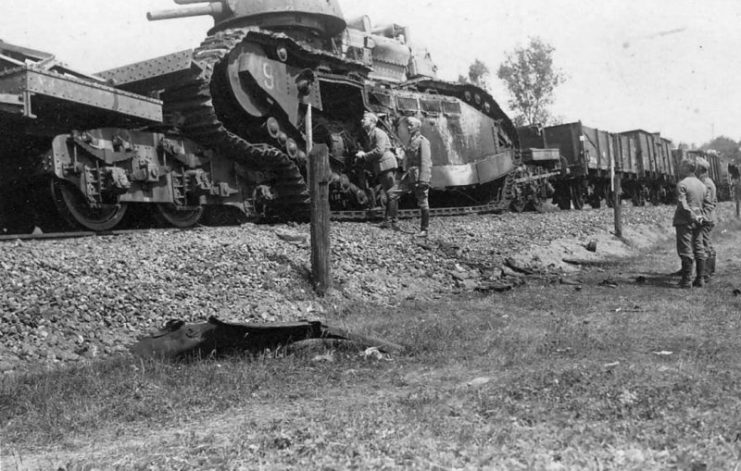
[
  {"x1": 680, "y1": 158, "x2": 697, "y2": 172},
  {"x1": 363, "y1": 111, "x2": 379, "y2": 124},
  {"x1": 405, "y1": 116, "x2": 422, "y2": 130}
]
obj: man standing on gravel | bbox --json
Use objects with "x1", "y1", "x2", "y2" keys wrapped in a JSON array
[
  {"x1": 696, "y1": 156, "x2": 717, "y2": 283},
  {"x1": 673, "y1": 158, "x2": 711, "y2": 288},
  {"x1": 397, "y1": 116, "x2": 433, "y2": 237},
  {"x1": 356, "y1": 112, "x2": 400, "y2": 230}
]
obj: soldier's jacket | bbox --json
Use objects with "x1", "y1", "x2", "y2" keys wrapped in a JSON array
[
  {"x1": 404, "y1": 133, "x2": 432, "y2": 184},
  {"x1": 672, "y1": 175, "x2": 710, "y2": 227},
  {"x1": 361, "y1": 127, "x2": 397, "y2": 175},
  {"x1": 699, "y1": 175, "x2": 717, "y2": 223}
]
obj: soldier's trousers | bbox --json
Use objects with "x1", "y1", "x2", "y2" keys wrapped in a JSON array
[
  {"x1": 392, "y1": 170, "x2": 430, "y2": 210},
  {"x1": 700, "y1": 223, "x2": 715, "y2": 258},
  {"x1": 675, "y1": 223, "x2": 705, "y2": 260},
  {"x1": 378, "y1": 169, "x2": 399, "y2": 222}
]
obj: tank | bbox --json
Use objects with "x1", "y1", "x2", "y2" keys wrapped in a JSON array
[{"x1": 132, "y1": 0, "x2": 537, "y2": 219}]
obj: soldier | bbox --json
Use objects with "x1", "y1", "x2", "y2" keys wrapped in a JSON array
[
  {"x1": 355, "y1": 112, "x2": 400, "y2": 230},
  {"x1": 673, "y1": 158, "x2": 710, "y2": 288},
  {"x1": 398, "y1": 116, "x2": 433, "y2": 237},
  {"x1": 696, "y1": 156, "x2": 717, "y2": 283}
]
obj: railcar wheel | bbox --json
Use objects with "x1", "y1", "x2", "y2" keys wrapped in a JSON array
[
  {"x1": 51, "y1": 178, "x2": 127, "y2": 231},
  {"x1": 154, "y1": 204, "x2": 204, "y2": 228},
  {"x1": 571, "y1": 190, "x2": 585, "y2": 210},
  {"x1": 555, "y1": 187, "x2": 571, "y2": 210},
  {"x1": 606, "y1": 196, "x2": 614, "y2": 208}
]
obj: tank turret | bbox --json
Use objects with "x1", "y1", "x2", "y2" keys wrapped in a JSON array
[{"x1": 148, "y1": 0, "x2": 347, "y2": 37}]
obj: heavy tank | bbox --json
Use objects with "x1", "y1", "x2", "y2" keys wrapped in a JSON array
[
  {"x1": 105, "y1": 0, "x2": 554, "y2": 220},
  {"x1": 0, "y1": 0, "x2": 557, "y2": 232}
]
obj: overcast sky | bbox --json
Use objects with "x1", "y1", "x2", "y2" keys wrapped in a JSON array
[{"x1": 2, "y1": 0, "x2": 739, "y2": 146}]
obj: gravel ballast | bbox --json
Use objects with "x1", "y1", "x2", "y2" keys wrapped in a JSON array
[{"x1": 0, "y1": 204, "x2": 676, "y2": 373}]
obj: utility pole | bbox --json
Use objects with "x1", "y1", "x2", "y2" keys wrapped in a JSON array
[{"x1": 306, "y1": 104, "x2": 331, "y2": 295}]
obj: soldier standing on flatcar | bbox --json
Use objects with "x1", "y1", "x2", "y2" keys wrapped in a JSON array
[
  {"x1": 397, "y1": 116, "x2": 433, "y2": 237},
  {"x1": 696, "y1": 157, "x2": 717, "y2": 283},
  {"x1": 673, "y1": 158, "x2": 711, "y2": 288},
  {"x1": 356, "y1": 112, "x2": 400, "y2": 230}
]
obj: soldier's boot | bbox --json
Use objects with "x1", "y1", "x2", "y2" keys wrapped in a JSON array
[
  {"x1": 705, "y1": 251, "x2": 716, "y2": 282},
  {"x1": 415, "y1": 209, "x2": 430, "y2": 238},
  {"x1": 692, "y1": 258, "x2": 706, "y2": 288},
  {"x1": 678, "y1": 257, "x2": 693, "y2": 289},
  {"x1": 388, "y1": 199, "x2": 400, "y2": 231}
]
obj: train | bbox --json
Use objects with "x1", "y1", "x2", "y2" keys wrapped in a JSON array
[
  {"x1": 0, "y1": 0, "x2": 735, "y2": 234},
  {"x1": 518, "y1": 123, "x2": 736, "y2": 210}
]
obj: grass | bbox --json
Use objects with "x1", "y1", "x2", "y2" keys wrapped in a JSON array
[{"x1": 3, "y1": 220, "x2": 741, "y2": 470}]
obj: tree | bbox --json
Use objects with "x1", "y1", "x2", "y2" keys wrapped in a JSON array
[
  {"x1": 468, "y1": 59, "x2": 490, "y2": 90},
  {"x1": 458, "y1": 59, "x2": 490, "y2": 90},
  {"x1": 700, "y1": 136, "x2": 741, "y2": 162},
  {"x1": 497, "y1": 37, "x2": 565, "y2": 126}
]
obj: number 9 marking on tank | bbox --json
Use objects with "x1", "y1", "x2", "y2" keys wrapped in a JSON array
[{"x1": 263, "y1": 63, "x2": 275, "y2": 90}]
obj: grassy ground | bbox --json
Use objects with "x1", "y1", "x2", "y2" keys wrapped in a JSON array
[{"x1": 2, "y1": 212, "x2": 741, "y2": 470}]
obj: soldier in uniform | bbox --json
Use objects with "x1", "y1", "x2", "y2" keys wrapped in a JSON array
[
  {"x1": 397, "y1": 116, "x2": 433, "y2": 237},
  {"x1": 696, "y1": 156, "x2": 717, "y2": 283},
  {"x1": 673, "y1": 158, "x2": 711, "y2": 288},
  {"x1": 356, "y1": 112, "x2": 400, "y2": 230}
]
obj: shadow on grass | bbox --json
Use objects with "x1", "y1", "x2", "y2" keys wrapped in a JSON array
[{"x1": 634, "y1": 272, "x2": 680, "y2": 289}]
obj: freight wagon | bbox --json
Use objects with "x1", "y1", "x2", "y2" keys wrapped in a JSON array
[
  {"x1": 672, "y1": 149, "x2": 733, "y2": 201},
  {"x1": 518, "y1": 122, "x2": 679, "y2": 210}
]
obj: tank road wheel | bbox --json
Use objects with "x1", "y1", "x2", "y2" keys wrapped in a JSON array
[
  {"x1": 529, "y1": 196, "x2": 544, "y2": 213},
  {"x1": 510, "y1": 197, "x2": 527, "y2": 213},
  {"x1": 154, "y1": 204, "x2": 204, "y2": 229},
  {"x1": 51, "y1": 178, "x2": 127, "y2": 231}
]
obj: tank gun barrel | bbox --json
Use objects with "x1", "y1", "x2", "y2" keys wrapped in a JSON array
[
  {"x1": 173, "y1": 0, "x2": 215, "y2": 4},
  {"x1": 147, "y1": 1, "x2": 226, "y2": 22}
]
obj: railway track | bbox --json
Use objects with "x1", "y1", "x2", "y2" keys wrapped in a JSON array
[{"x1": 0, "y1": 202, "x2": 510, "y2": 241}]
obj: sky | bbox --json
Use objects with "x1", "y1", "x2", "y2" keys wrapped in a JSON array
[{"x1": 2, "y1": 0, "x2": 740, "y2": 147}]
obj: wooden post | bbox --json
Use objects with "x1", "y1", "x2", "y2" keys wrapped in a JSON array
[
  {"x1": 305, "y1": 104, "x2": 330, "y2": 295},
  {"x1": 611, "y1": 152, "x2": 622, "y2": 238},
  {"x1": 613, "y1": 172, "x2": 622, "y2": 238},
  {"x1": 306, "y1": 104, "x2": 313, "y2": 154},
  {"x1": 309, "y1": 144, "x2": 331, "y2": 295}
]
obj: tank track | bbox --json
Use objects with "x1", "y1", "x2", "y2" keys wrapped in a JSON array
[
  {"x1": 163, "y1": 29, "x2": 309, "y2": 218},
  {"x1": 161, "y1": 28, "x2": 375, "y2": 218}
]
